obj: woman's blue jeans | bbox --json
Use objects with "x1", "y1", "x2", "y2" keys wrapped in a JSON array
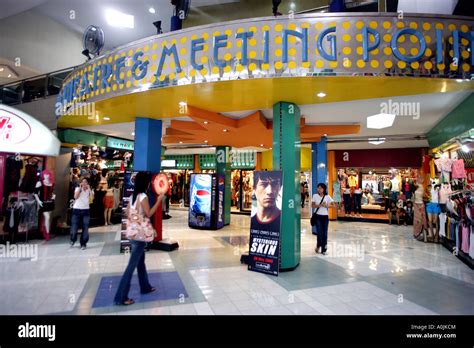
[
  {"x1": 315, "y1": 215, "x2": 329, "y2": 252},
  {"x1": 114, "y1": 240, "x2": 153, "y2": 303}
]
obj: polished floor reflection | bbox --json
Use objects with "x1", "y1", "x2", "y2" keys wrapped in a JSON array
[{"x1": 0, "y1": 210, "x2": 472, "y2": 315}]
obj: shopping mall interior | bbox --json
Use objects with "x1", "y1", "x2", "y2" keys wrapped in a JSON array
[{"x1": 0, "y1": 0, "x2": 473, "y2": 319}]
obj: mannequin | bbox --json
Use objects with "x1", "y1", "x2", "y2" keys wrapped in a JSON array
[
  {"x1": 413, "y1": 183, "x2": 431, "y2": 242},
  {"x1": 36, "y1": 170, "x2": 56, "y2": 241},
  {"x1": 103, "y1": 183, "x2": 114, "y2": 225},
  {"x1": 426, "y1": 184, "x2": 441, "y2": 242},
  {"x1": 353, "y1": 186, "x2": 362, "y2": 217},
  {"x1": 390, "y1": 175, "x2": 401, "y2": 202}
]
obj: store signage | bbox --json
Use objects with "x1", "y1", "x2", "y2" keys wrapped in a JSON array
[
  {"x1": 107, "y1": 137, "x2": 134, "y2": 150},
  {"x1": 248, "y1": 171, "x2": 282, "y2": 276},
  {"x1": 58, "y1": 14, "x2": 473, "y2": 114},
  {"x1": 335, "y1": 148, "x2": 423, "y2": 168},
  {"x1": 161, "y1": 159, "x2": 176, "y2": 167},
  {"x1": 0, "y1": 106, "x2": 60, "y2": 156}
]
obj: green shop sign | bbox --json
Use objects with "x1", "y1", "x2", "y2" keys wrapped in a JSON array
[{"x1": 107, "y1": 137, "x2": 134, "y2": 150}]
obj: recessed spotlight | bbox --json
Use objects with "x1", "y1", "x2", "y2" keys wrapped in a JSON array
[
  {"x1": 103, "y1": 117, "x2": 110, "y2": 121},
  {"x1": 260, "y1": 144, "x2": 264, "y2": 147},
  {"x1": 179, "y1": 141, "x2": 183, "y2": 144},
  {"x1": 323, "y1": 133, "x2": 327, "y2": 136},
  {"x1": 7, "y1": 74, "x2": 11, "y2": 78},
  {"x1": 203, "y1": 121, "x2": 209, "y2": 124},
  {"x1": 149, "y1": 7, "x2": 156, "y2": 14},
  {"x1": 270, "y1": 147, "x2": 272, "y2": 150},
  {"x1": 0, "y1": 68, "x2": 3, "y2": 72},
  {"x1": 317, "y1": 92, "x2": 326, "y2": 98},
  {"x1": 131, "y1": 132, "x2": 135, "y2": 136},
  {"x1": 204, "y1": 140, "x2": 208, "y2": 143},
  {"x1": 223, "y1": 129, "x2": 228, "y2": 132}
]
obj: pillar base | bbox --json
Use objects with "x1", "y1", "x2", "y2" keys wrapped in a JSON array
[
  {"x1": 148, "y1": 239, "x2": 179, "y2": 252},
  {"x1": 279, "y1": 263, "x2": 300, "y2": 272}
]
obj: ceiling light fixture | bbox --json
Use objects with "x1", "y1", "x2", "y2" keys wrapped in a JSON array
[
  {"x1": 131, "y1": 132, "x2": 135, "y2": 136},
  {"x1": 317, "y1": 92, "x2": 326, "y2": 98},
  {"x1": 260, "y1": 144, "x2": 264, "y2": 147},
  {"x1": 368, "y1": 137, "x2": 386, "y2": 145},
  {"x1": 367, "y1": 113, "x2": 396, "y2": 129},
  {"x1": 203, "y1": 121, "x2": 209, "y2": 124},
  {"x1": 103, "y1": 117, "x2": 110, "y2": 121},
  {"x1": 149, "y1": 7, "x2": 156, "y2": 14},
  {"x1": 179, "y1": 141, "x2": 183, "y2": 144},
  {"x1": 105, "y1": 9, "x2": 134, "y2": 29},
  {"x1": 223, "y1": 129, "x2": 228, "y2": 132},
  {"x1": 204, "y1": 140, "x2": 208, "y2": 143},
  {"x1": 290, "y1": 2, "x2": 296, "y2": 9}
]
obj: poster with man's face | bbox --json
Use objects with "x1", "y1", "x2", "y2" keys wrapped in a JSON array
[{"x1": 248, "y1": 171, "x2": 283, "y2": 276}]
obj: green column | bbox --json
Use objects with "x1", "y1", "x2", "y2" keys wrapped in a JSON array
[
  {"x1": 273, "y1": 102, "x2": 301, "y2": 271},
  {"x1": 216, "y1": 146, "x2": 231, "y2": 225}
]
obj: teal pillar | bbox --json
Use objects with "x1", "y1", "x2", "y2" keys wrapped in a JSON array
[
  {"x1": 273, "y1": 102, "x2": 301, "y2": 271},
  {"x1": 216, "y1": 146, "x2": 231, "y2": 225}
]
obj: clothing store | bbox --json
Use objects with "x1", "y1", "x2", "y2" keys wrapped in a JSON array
[
  {"x1": 422, "y1": 127, "x2": 473, "y2": 269},
  {"x1": 0, "y1": 105, "x2": 61, "y2": 243},
  {"x1": 58, "y1": 129, "x2": 132, "y2": 227},
  {"x1": 331, "y1": 148, "x2": 424, "y2": 223}
]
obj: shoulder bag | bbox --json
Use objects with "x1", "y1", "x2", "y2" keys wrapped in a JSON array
[
  {"x1": 126, "y1": 195, "x2": 157, "y2": 242},
  {"x1": 310, "y1": 194, "x2": 326, "y2": 229}
]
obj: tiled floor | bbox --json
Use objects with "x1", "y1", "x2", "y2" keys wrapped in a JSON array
[{"x1": 0, "y1": 210, "x2": 472, "y2": 315}]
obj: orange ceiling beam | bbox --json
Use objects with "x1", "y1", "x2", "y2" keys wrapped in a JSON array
[{"x1": 163, "y1": 105, "x2": 361, "y2": 148}]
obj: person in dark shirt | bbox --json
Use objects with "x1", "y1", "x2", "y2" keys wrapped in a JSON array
[{"x1": 250, "y1": 172, "x2": 281, "y2": 232}]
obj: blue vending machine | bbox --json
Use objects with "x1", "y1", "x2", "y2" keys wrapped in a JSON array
[{"x1": 188, "y1": 173, "x2": 224, "y2": 230}]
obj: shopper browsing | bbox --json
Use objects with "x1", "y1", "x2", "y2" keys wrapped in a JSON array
[
  {"x1": 114, "y1": 172, "x2": 165, "y2": 306},
  {"x1": 70, "y1": 178, "x2": 94, "y2": 250},
  {"x1": 312, "y1": 183, "x2": 335, "y2": 255}
]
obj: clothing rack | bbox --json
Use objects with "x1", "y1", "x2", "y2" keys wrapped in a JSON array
[{"x1": 440, "y1": 193, "x2": 474, "y2": 270}]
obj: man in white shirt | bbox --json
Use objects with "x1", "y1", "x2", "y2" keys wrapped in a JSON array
[{"x1": 70, "y1": 178, "x2": 94, "y2": 250}]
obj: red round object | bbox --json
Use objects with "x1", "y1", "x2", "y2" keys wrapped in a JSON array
[{"x1": 152, "y1": 173, "x2": 169, "y2": 195}]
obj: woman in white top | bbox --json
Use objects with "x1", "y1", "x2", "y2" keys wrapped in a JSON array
[
  {"x1": 114, "y1": 172, "x2": 165, "y2": 306},
  {"x1": 70, "y1": 178, "x2": 94, "y2": 250},
  {"x1": 311, "y1": 183, "x2": 335, "y2": 255}
]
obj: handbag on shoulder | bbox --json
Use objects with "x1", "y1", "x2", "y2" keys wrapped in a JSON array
[{"x1": 126, "y1": 196, "x2": 156, "y2": 242}]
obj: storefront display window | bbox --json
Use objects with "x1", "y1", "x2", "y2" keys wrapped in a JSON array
[
  {"x1": 336, "y1": 167, "x2": 419, "y2": 222},
  {"x1": 231, "y1": 170, "x2": 254, "y2": 212}
]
